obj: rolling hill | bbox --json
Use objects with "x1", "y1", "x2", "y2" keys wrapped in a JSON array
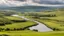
[{"x1": 0, "y1": 6, "x2": 56, "y2": 12}]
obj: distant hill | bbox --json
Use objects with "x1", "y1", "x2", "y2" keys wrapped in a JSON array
[{"x1": 0, "y1": 6, "x2": 58, "y2": 12}]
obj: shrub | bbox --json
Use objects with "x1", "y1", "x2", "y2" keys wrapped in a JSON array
[
  {"x1": 33, "y1": 29, "x2": 38, "y2": 32},
  {"x1": 5, "y1": 28, "x2": 10, "y2": 31},
  {"x1": 2, "y1": 34, "x2": 9, "y2": 36},
  {"x1": 0, "y1": 18, "x2": 12, "y2": 26},
  {"x1": 11, "y1": 20, "x2": 27, "y2": 22}
]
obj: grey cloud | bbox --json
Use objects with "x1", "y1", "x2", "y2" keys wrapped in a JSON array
[
  {"x1": 14, "y1": 0, "x2": 27, "y2": 2},
  {"x1": 9, "y1": 0, "x2": 64, "y2": 5},
  {"x1": 33, "y1": 0, "x2": 64, "y2": 5}
]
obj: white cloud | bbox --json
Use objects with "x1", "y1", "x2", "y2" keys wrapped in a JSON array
[{"x1": 0, "y1": 0, "x2": 64, "y2": 7}]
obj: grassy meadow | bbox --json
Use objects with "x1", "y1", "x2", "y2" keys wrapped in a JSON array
[
  {"x1": 0, "y1": 31, "x2": 64, "y2": 36},
  {"x1": 23, "y1": 9, "x2": 64, "y2": 31},
  {"x1": 0, "y1": 9, "x2": 64, "y2": 36}
]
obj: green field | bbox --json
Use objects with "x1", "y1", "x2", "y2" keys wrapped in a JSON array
[
  {"x1": 5, "y1": 16, "x2": 23, "y2": 20},
  {"x1": 0, "y1": 21, "x2": 36, "y2": 29},
  {"x1": 0, "y1": 31, "x2": 64, "y2": 36},
  {"x1": 24, "y1": 10, "x2": 64, "y2": 31},
  {"x1": 0, "y1": 16, "x2": 36, "y2": 31},
  {"x1": 0, "y1": 9, "x2": 64, "y2": 36}
]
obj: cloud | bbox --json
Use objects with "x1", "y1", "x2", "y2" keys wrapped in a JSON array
[
  {"x1": 0, "y1": 0, "x2": 64, "y2": 7},
  {"x1": 33, "y1": 0, "x2": 64, "y2": 5},
  {"x1": 8, "y1": 0, "x2": 64, "y2": 5},
  {"x1": 13, "y1": 0, "x2": 27, "y2": 2}
]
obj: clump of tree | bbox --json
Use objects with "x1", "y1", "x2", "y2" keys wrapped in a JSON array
[
  {"x1": 0, "y1": 11, "x2": 17, "y2": 16},
  {"x1": 33, "y1": 29, "x2": 38, "y2": 32},
  {"x1": 2, "y1": 12, "x2": 17, "y2": 16},
  {"x1": 24, "y1": 12, "x2": 56, "y2": 18},
  {"x1": 52, "y1": 28, "x2": 60, "y2": 31},
  {"x1": 39, "y1": 14, "x2": 56, "y2": 17},
  {"x1": 0, "y1": 14, "x2": 4, "y2": 17},
  {"x1": 0, "y1": 18, "x2": 12, "y2": 26},
  {"x1": 11, "y1": 19, "x2": 27, "y2": 23},
  {"x1": 0, "y1": 34, "x2": 9, "y2": 36}
]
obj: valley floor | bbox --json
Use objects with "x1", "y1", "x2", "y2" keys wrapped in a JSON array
[{"x1": 0, "y1": 10, "x2": 64, "y2": 36}]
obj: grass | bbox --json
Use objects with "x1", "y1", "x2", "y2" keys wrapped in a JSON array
[
  {"x1": 24, "y1": 11, "x2": 64, "y2": 31},
  {"x1": 0, "y1": 21, "x2": 36, "y2": 29},
  {"x1": 0, "y1": 10, "x2": 64, "y2": 36},
  {"x1": 5, "y1": 16, "x2": 23, "y2": 20},
  {"x1": 0, "y1": 31, "x2": 64, "y2": 36},
  {"x1": 36, "y1": 19, "x2": 64, "y2": 31},
  {"x1": 0, "y1": 16, "x2": 36, "y2": 31},
  {"x1": 35, "y1": 12, "x2": 64, "y2": 31}
]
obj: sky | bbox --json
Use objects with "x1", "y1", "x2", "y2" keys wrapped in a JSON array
[{"x1": 0, "y1": 0, "x2": 64, "y2": 7}]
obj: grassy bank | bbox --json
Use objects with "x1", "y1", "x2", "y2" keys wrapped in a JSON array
[{"x1": 0, "y1": 31, "x2": 64, "y2": 36}]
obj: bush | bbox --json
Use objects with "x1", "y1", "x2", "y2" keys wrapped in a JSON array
[
  {"x1": 0, "y1": 18, "x2": 12, "y2": 26},
  {"x1": 2, "y1": 34, "x2": 9, "y2": 36},
  {"x1": 0, "y1": 23, "x2": 5, "y2": 26},
  {"x1": 0, "y1": 28, "x2": 5, "y2": 31},
  {"x1": 5, "y1": 28, "x2": 10, "y2": 31},
  {"x1": 11, "y1": 20, "x2": 27, "y2": 22},
  {"x1": 33, "y1": 29, "x2": 38, "y2": 32}
]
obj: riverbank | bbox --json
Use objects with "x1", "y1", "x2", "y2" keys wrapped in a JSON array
[{"x1": 12, "y1": 15, "x2": 53, "y2": 32}]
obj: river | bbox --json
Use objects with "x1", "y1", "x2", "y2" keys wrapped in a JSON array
[{"x1": 12, "y1": 15, "x2": 53, "y2": 32}]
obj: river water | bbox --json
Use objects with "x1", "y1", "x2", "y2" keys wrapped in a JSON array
[
  {"x1": 29, "y1": 22, "x2": 53, "y2": 32},
  {"x1": 12, "y1": 15, "x2": 53, "y2": 32}
]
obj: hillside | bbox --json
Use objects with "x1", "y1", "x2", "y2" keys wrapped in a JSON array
[{"x1": 0, "y1": 6, "x2": 56, "y2": 12}]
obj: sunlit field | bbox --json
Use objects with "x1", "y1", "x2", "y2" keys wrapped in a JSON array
[
  {"x1": 0, "y1": 9, "x2": 64, "y2": 36},
  {"x1": 23, "y1": 9, "x2": 64, "y2": 31}
]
